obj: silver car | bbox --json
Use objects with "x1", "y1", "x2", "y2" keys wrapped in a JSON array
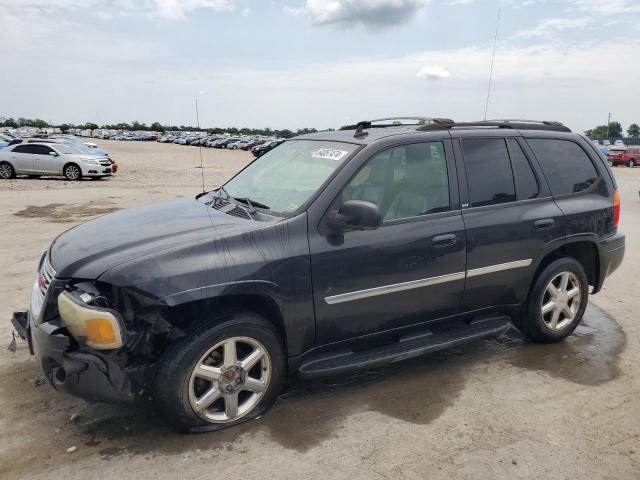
[{"x1": 0, "y1": 142, "x2": 113, "y2": 180}]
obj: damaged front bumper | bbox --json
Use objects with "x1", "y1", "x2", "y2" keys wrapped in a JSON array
[{"x1": 11, "y1": 310, "x2": 137, "y2": 403}]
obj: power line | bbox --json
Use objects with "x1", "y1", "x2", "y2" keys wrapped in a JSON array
[{"x1": 484, "y1": 7, "x2": 501, "y2": 120}]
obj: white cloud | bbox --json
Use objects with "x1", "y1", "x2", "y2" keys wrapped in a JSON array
[
  {"x1": 282, "y1": 5, "x2": 308, "y2": 16},
  {"x1": 0, "y1": 0, "x2": 238, "y2": 21},
  {"x1": 301, "y1": 0, "x2": 427, "y2": 30},
  {"x1": 416, "y1": 65, "x2": 451, "y2": 80},
  {"x1": 514, "y1": 17, "x2": 592, "y2": 39}
]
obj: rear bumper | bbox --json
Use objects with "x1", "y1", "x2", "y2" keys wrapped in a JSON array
[
  {"x1": 14, "y1": 309, "x2": 136, "y2": 403},
  {"x1": 594, "y1": 232, "x2": 625, "y2": 293}
]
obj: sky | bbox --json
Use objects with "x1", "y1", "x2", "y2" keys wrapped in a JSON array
[{"x1": 1, "y1": 0, "x2": 639, "y2": 133}]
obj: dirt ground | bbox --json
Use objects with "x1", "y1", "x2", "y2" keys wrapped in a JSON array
[{"x1": 0, "y1": 140, "x2": 638, "y2": 479}]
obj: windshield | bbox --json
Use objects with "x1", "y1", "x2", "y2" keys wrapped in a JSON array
[
  {"x1": 56, "y1": 140, "x2": 98, "y2": 155},
  {"x1": 224, "y1": 139, "x2": 358, "y2": 214},
  {"x1": 54, "y1": 143, "x2": 89, "y2": 155}
]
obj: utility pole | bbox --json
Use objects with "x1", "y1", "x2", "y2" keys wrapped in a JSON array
[{"x1": 607, "y1": 112, "x2": 613, "y2": 138}]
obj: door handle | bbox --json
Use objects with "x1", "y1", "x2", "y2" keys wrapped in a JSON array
[
  {"x1": 534, "y1": 218, "x2": 555, "y2": 230},
  {"x1": 432, "y1": 233, "x2": 457, "y2": 247}
]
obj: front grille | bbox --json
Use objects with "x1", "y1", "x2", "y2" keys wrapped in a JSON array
[
  {"x1": 99, "y1": 160, "x2": 111, "y2": 166},
  {"x1": 39, "y1": 254, "x2": 55, "y2": 301},
  {"x1": 31, "y1": 252, "x2": 56, "y2": 318}
]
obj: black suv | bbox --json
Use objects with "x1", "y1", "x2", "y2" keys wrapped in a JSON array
[{"x1": 11, "y1": 118, "x2": 625, "y2": 432}]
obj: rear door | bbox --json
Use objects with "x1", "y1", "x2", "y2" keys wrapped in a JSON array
[
  {"x1": 308, "y1": 139, "x2": 467, "y2": 345},
  {"x1": 8, "y1": 144, "x2": 36, "y2": 173},
  {"x1": 454, "y1": 134, "x2": 564, "y2": 311}
]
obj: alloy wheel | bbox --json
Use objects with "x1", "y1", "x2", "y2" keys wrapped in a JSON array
[
  {"x1": 629, "y1": 160, "x2": 634, "y2": 168},
  {"x1": 540, "y1": 271, "x2": 581, "y2": 331},
  {"x1": 65, "y1": 165, "x2": 80, "y2": 180},
  {"x1": 188, "y1": 336, "x2": 271, "y2": 423},
  {"x1": 0, "y1": 163, "x2": 13, "y2": 179}
]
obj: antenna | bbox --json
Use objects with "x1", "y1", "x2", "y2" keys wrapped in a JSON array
[
  {"x1": 195, "y1": 99, "x2": 205, "y2": 193},
  {"x1": 484, "y1": 7, "x2": 501, "y2": 120}
]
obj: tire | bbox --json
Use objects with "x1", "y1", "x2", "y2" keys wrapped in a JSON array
[
  {"x1": 152, "y1": 310, "x2": 286, "y2": 433},
  {"x1": 0, "y1": 162, "x2": 16, "y2": 179},
  {"x1": 629, "y1": 160, "x2": 635, "y2": 168},
  {"x1": 513, "y1": 257, "x2": 588, "y2": 342},
  {"x1": 608, "y1": 160, "x2": 613, "y2": 167},
  {"x1": 63, "y1": 163, "x2": 82, "y2": 181}
]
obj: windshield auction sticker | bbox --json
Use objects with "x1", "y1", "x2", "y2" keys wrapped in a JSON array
[{"x1": 312, "y1": 148, "x2": 349, "y2": 161}]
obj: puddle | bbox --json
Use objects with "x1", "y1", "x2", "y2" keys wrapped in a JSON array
[
  {"x1": 502, "y1": 304, "x2": 625, "y2": 385},
  {"x1": 13, "y1": 203, "x2": 121, "y2": 223}
]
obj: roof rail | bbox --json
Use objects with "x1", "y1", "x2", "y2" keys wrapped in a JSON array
[
  {"x1": 417, "y1": 119, "x2": 571, "y2": 133},
  {"x1": 340, "y1": 117, "x2": 455, "y2": 131}
]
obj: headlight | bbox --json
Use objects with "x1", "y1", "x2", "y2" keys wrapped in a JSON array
[{"x1": 57, "y1": 291, "x2": 124, "y2": 349}]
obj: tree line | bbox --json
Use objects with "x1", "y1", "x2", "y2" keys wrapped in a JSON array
[
  {"x1": 585, "y1": 122, "x2": 640, "y2": 139},
  {"x1": 0, "y1": 117, "x2": 325, "y2": 139}
]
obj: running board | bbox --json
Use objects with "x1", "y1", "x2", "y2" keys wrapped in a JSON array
[{"x1": 298, "y1": 316, "x2": 511, "y2": 378}]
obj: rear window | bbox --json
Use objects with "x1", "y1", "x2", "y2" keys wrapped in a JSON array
[{"x1": 527, "y1": 139, "x2": 598, "y2": 196}]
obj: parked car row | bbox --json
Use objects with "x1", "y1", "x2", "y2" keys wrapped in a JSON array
[{"x1": 156, "y1": 133, "x2": 285, "y2": 157}]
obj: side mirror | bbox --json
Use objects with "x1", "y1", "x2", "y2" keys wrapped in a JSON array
[
  {"x1": 327, "y1": 200, "x2": 382, "y2": 231},
  {"x1": 49, "y1": 151, "x2": 58, "y2": 156}
]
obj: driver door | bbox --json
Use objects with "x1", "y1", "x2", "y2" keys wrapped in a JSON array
[
  {"x1": 308, "y1": 140, "x2": 466, "y2": 345},
  {"x1": 31, "y1": 145, "x2": 61, "y2": 174}
]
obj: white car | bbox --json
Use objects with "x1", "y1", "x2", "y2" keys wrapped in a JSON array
[{"x1": 0, "y1": 142, "x2": 113, "y2": 180}]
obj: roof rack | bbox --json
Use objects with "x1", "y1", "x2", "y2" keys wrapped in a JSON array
[
  {"x1": 417, "y1": 119, "x2": 571, "y2": 133},
  {"x1": 339, "y1": 117, "x2": 455, "y2": 131}
]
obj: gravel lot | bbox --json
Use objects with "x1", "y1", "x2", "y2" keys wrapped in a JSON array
[{"x1": 0, "y1": 140, "x2": 638, "y2": 479}]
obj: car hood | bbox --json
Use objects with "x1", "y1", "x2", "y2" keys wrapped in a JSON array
[{"x1": 49, "y1": 197, "x2": 255, "y2": 279}]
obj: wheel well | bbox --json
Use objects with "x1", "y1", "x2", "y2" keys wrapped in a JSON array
[
  {"x1": 166, "y1": 294, "x2": 287, "y2": 350},
  {"x1": 535, "y1": 241, "x2": 599, "y2": 287}
]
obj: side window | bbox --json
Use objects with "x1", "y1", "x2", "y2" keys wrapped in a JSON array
[
  {"x1": 527, "y1": 139, "x2": 598, "y2": 195},
  {"x1": 31, "y1": 145, "x2": 53, "y2": 155},
  {"x1": 342, "y1": 142, "x2": 450, "y2": 221},
  {"x1": 12, "y1": 145, "x2": 34, "y2": 154},
  {"x1": 461, "y1": 138, "x2": 515, "y2": 207},
  {"x1": 507, "y1": 139, "x2": 539, "y2": 200}
]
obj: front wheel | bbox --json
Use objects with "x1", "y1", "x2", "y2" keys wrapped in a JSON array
[
  {"x1": 629, "y1": 160, "x2": 635, "y2": 168},
  {"x1": 0, "y1": 162, "x2": 15, "y2": 179},
  {"x1": 153, "y1": 311, "x2": 286, "y2": 433},
  {"x1": 513, "y1": 257, "x2": 588, "y2": 342},
  {"x1": 63, "y1": 163, "x2": 82, "y2": 181}
]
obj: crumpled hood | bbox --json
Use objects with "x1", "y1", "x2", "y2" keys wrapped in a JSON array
[{"x1": 49, "y1": 197, "x2": 253, "y2": 279}]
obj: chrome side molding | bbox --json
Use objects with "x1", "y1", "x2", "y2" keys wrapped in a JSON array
[
  {"x1": 466, "y1": 259, "x2": 532, "y2": 278},
  {"x1": 325, "y1": 271, "x2": 466, "y2": 305},
  {"x1": 324, "y1": 259, "x2": 532, "y2": 305}
]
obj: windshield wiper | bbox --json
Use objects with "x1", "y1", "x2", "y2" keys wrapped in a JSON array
[{"x1": 232, "y1": 197, "x2": 270, "y2": 210}]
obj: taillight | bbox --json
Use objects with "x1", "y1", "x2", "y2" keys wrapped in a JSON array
[{"x1": 613, "y1": 190, "x2": 620, "y2": 227}]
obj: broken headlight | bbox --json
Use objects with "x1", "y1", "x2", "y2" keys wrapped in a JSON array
[{"x1": 57, "y1": 289, "x2": 124, "y2": 350}]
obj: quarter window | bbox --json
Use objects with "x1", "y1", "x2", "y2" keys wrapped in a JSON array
[
  {"x1": 461, "y1": 138, "x2": 516, "y2": 207},
  {"x1": 342, "y1": 142, "x2": 450, "y2": 221},
  {"x1": 527, "y1": 139, "x2": 598, "y2": 195},
  {"x1": 507, "y1": 139, "x2": 539, "y2": 200}
]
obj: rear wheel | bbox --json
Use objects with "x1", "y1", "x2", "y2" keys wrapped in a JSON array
[
  {"x1": 0, "y1": 162, "x2": 15, "y2": 179},
  {"x1": 608, "y1": 160, "x2": 613, "y2": 167},
  {"x1": 63, "y1": 163, "x2": 82, "y2": 181},
  {"x1": 629, "y1": 160, "x2": 635, "y2": 168},
  {"x1": 513, "y1": 257, "x2": 588, "y2": 342},
  {"x1": 153, "y1": 311, "x2": 286, "y2": 433}
]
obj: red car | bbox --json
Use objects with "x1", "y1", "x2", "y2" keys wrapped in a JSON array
[{"x1": 607, "y1": 147, "x2": 640, "y2": 167}]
